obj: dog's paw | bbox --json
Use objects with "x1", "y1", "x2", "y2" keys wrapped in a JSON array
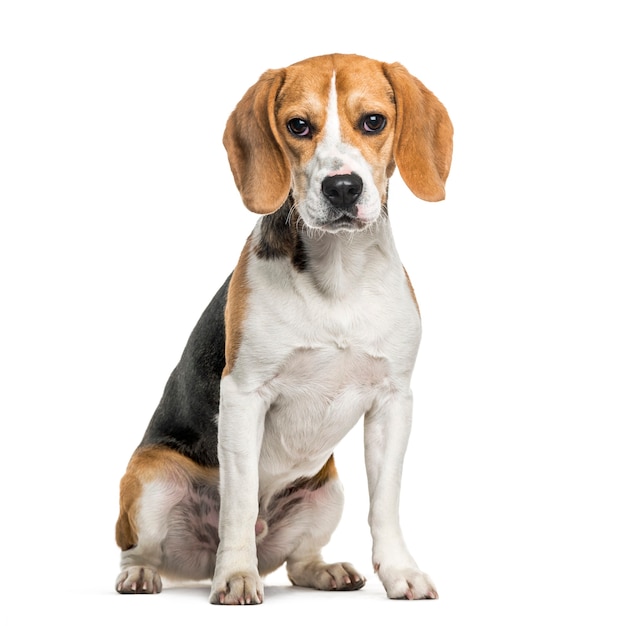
[
  {"x1": 209, "y1": 570, "x2": 264, "y2": 605},
  {"x1": 377, "y1": 565, "x2": 438, "y2": 600},
  {"x1": 116, "y1": 566, "x2": 162, "y2": 594},
  {"x1": 288, "y1": 560, "x2": 366, "y2": 591}
]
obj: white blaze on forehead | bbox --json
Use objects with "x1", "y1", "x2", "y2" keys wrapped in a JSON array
[
  {"x1": 324, "y1": 73, "x2": 341, "y2": 146},
  {"x1": 320, "y1": 73, "x2": 351, "y2": 175}
]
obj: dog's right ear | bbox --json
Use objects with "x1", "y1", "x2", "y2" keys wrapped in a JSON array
[{"x1": 223, "y1": 69, "x2": 291, "y2": 214}]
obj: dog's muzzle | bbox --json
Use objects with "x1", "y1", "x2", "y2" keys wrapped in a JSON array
[{"x1": 320, "y1": 173, "x2": 366, "y2": 230}]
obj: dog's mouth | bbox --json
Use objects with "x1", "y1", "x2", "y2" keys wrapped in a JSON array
[
  {"x1": 317, "y1": 215, "x2": 369, "y2": 233},
  {"x1": 315, "y1": 208, "x2": 372, "y2": 233},
  {"x1": 295, "y1": 194, "x2": 381, "y2": 233}
]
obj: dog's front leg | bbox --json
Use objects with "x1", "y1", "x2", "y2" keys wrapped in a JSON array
[
  {"x1": 210, "y1": 375, "x2": 268, "y2": 605},
  {"x1": 364, "y1": 390, "x2": 438, "y2": 600}
]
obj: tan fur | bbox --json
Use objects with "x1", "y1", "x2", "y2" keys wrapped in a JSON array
[
  {"x1": 223, "y1": 70, "x2": 289, "y2": 214},
  {"x1": 382, "y1": 62, "x2": 453, "y2": 201},
  {"x1": 291, "y1": 454, "x2": 338, "y2": 491},
  {"x1": 222, "y1": 239, "x2": 251, "y2": 376},
  {"x1": 116, "y1": 468, "x2": 141, "y2": 550},
  {"x1": 223, "y1": 53, "x2": 452, "y2": 213},
  {"x1": 115, "y1": 446, "x2": 219, "y2": 551},
  {"x1": 403, "y1": 266, "x2": 420, "y2": 315}
]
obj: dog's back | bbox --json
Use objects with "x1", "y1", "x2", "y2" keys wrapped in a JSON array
[{"x1": 139, "y1": 276, "x2": 230, "y2": 465}]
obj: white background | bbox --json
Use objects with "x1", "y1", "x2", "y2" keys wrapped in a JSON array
[{"x1": 1, "y1": 1, "x2": 616, "y2": 624}]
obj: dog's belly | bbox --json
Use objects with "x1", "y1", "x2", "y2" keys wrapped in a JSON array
[
  {"x1": 258, "y1": 345, "x2": 390, "y2": 495},
  {"x1": 155, "y1": 465, "x2": 343, "y2": 580}
]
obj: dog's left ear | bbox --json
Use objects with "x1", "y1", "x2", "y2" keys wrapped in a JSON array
[
  {"x1": 223, "y1": 69, "x2": 291, "y2": 214},
  {"x1": 383, "y1": 63, "x2": 453, "y2": 202}
]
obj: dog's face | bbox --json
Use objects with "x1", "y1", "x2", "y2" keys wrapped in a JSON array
[
  {"x1": 273, "y1": 57, "x2": 396, "y2": 232},
  {"x1": 223, "y1": 54, "x2": 453, "y2": 231}
]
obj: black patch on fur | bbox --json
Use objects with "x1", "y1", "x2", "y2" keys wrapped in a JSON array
[
  {"x1": 138, "y1": 275, "x2": 231, "y2": 467},
  {"x1": 254, "y1": 195, "x2": 307, "y2": 272}
]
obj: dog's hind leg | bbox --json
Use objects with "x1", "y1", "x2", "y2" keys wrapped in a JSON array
[
  {"x1": 115, "y1": 446, "x2": 220, "y2": 594},
  {"x1": 115, "y1": 466, "x2": 168, "y2": 594},
  {"x1": 280, "y1": 461, "x2": 366, "y2": 592}
]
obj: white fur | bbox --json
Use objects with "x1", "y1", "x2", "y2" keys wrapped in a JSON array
[
  {"x1": 249, "y1": 218, "x2": 419, "y2": 499},
  {"x1": 212, "y1": 205, "x2": 429, "y2": 601},
  {"x1": 296, "y1": 74, "x2": 383, "y2": 230}
]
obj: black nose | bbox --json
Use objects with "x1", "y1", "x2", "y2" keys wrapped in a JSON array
[{"x1": 321, "y1": 173, "x2": 363, "y2": 211}]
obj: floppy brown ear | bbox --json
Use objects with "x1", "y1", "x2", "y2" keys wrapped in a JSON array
[
  {"x1": 223, "y1": 69, "x2": 291, "y2": 214},
  {"x1": 383, "y1": 63, "x2": 453, "y2": 202}
]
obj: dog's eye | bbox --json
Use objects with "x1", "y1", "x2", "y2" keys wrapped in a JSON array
[
  {"x1": 361, "y1": 114, "x2": 386, "y2": 134},
  {"x1": 287, "y1": 118, "x2": 312, "y2": 138}
]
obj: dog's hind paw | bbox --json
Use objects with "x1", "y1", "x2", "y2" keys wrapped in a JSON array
[
  {"x1": 116, "y1": 566, "x2": 162, "y2": 594},
  {"x1": 288, "y1": 560, "x2": 366, "y2": 591}
]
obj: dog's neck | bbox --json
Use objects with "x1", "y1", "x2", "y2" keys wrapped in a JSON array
[{"x1": 255, "y1": 197, "x2": 399, "y2": 299}]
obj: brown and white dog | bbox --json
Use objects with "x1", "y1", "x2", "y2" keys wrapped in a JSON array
[{"x1": 115, "y1": 53, "x2": 453, "y2": 604}]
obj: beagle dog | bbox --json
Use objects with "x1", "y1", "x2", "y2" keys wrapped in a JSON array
[{"x1": 115, "y1": 53, "x2": 453, "y2": 604}]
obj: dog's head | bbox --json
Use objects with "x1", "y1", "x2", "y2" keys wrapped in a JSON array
[{"x1": 223, "y1": 53, "x2": 453, "y2": 232}]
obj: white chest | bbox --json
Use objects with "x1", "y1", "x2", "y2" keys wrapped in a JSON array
[
  {"x1": 228, "y1": 223, "x2": 421, "y2": 498},
  {"x1": 259, "y1": 343, "x2": 390, "y2": 477},
  {"x1": 242, "y1": 259, "x2": 419, "y2": 497}
]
